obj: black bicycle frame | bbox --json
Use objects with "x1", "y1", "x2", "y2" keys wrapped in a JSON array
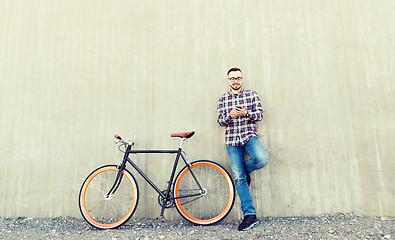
[{"x1": 108, "y1": 143, "x2": 203, "y2": 219}]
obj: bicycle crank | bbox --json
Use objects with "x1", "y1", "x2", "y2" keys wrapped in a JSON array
[{"x1": 158, "y1": 190, "x2": 174, "y2": 208}]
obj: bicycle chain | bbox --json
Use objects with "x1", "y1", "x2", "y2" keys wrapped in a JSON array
[{"x1": 175, "y1": 189, "x2": 204, "y2": 206}]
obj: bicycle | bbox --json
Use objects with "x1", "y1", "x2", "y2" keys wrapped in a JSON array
[{"x1": 79, "y1": 131, "x2": 235, "y2": 229}]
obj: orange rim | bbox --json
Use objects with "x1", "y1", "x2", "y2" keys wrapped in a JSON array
[
  {"x1": 174, "y1": 162, "x2": 234, "y2": 224},
  {"x1": 80, "y1": 166, "x2": 138, "y2": 229}
]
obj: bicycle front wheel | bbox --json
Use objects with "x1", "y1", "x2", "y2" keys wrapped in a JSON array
[
  {"x1": 173, "y1": 160, "x2": 235, "y2": 225},
  {"x1": 79, "y1": 165, "x2": 139, "y2": 229}
]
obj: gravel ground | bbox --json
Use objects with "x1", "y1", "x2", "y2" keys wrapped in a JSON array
[{"x1": 0, "y1": 213, "x2": 393, "y2": 240}]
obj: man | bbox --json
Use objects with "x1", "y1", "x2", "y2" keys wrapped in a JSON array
[{"x1": 217, "y1": 67, "x2": 268, "y2": 231}]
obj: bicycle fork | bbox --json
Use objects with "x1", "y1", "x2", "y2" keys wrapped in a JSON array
[{"x1": 105, "y1": 145, "x2": 132, "y2": 199}]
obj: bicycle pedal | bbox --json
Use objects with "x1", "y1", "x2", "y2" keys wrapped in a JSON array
[{"x1": 156, "y1": 216, "x2": 166, "y2": 221}]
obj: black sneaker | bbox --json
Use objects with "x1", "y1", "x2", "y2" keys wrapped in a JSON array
[{"x1": 238, "y1": 215, "x2": 260, "y2": 231}]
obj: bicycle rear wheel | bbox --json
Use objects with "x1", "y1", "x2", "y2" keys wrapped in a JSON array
[
  {"x1": 79, "y1": 165, "x2": 139, "y2": 229},
  {"x1": 173, "y1": 160, "x2": 235, "y2": 225}
]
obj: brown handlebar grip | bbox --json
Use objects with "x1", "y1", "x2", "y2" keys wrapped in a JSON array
[{"x1": 115, "y1": 135, "x2": 122, "y2": 140}]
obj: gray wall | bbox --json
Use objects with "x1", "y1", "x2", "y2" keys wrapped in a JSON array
[{"x1": 1, "y1": 0, "x2": 394, "y2": 220}]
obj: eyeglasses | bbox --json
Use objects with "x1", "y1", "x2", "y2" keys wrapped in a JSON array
[{"x1": 228, "y1": 77, "x2": 243, "y2": 82}]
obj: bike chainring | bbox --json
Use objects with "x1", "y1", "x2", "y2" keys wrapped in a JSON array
[{"x1": 158, "y1": 190, "x2": 175, "y2": 208}]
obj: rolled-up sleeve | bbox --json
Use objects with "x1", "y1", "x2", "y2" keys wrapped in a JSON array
[
  {"x1": 217, "y1": 96, "x2": 231, "y2": 127},
  {"x1": 246, "y1": 91, "x2": 263, "y2": 122}
]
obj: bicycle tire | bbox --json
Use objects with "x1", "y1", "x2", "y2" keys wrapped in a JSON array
[
  {"x1": 173, "y1": 160, "x2": 235, "y2": 225},
  {"x1": 79, "y1": 165, "x2": 139, "y2": 229}
]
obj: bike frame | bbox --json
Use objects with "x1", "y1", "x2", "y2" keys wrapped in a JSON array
[{"x1": 109, "y1": 139, "x2": 203, "y2": 219}]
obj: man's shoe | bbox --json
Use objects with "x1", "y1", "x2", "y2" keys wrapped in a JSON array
[{"x1": 238, "y1": 215, "x2": 260, "y2": 231}]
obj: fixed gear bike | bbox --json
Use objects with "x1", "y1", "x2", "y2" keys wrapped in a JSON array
[{"x1": 79, "y1": 131, "x2": 235, "y2": 229}]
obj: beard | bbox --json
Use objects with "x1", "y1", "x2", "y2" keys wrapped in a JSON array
[{"x1": 230, "y1": 84, "x2": 242, "y2": 91}]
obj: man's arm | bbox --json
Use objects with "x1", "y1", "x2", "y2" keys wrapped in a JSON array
[
  {"x1": 246, "y1": 91, "x2": 263, "y2": 122},
  {"x1": 217, "y1": 97, "x2": 231, "y2": 127}
]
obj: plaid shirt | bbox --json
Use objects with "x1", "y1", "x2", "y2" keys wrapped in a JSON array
[{"x1": 217, "y1": 89, "x2": 263, "y2": 146}]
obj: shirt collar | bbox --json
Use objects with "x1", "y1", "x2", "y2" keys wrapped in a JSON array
[{"x1": 228, "y1": 88, "x2": 244, "y2": 96}]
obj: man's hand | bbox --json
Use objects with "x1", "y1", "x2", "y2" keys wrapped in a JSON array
[{"x1": 230, "y1": 107, "x2": 247, "y2": 119}]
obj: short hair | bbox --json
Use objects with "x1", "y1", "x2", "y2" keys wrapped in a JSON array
[{"x1": 227, "y1": 67, "x2": 242, "y2": 75}]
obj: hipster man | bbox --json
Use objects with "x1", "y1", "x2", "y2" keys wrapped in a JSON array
[{"x1": 217, "y1": 67, "x2": 268, "y2": 231}]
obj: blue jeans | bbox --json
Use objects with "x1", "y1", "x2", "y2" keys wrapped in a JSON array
[{"x1": 226, "y1": 137, "x2": 268, "y2": 216}]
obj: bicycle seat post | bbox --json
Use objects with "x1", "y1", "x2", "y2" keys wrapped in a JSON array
[
  {"x1": 171, "y1": 132, "x2": 195, "y2": 150},
  {"x1": 179, "y1": 138, "x2": 186, "y2": 150}
]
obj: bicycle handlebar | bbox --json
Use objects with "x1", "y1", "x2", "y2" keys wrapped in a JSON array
[{"x1": 114, "y1": 135, "x2": 134, "y2": 146}]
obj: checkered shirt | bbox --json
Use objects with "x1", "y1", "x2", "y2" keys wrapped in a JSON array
[{"x1": 217, "y1": 89, "x2": 264, "y2": 146}]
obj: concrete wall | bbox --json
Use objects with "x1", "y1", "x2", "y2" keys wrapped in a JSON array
[{"x1": 1, "y1": 0, "x2": 394, "y2": 219}]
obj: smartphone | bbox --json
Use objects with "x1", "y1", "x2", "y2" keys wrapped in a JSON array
[{"x1": 236, "y1": 106, "x2": 243, "y2": 110}]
